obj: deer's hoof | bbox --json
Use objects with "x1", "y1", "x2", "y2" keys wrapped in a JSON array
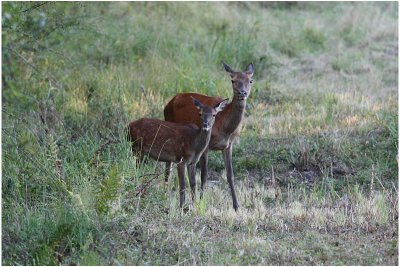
[{"x1": 233, "y1": 204, "x2": 239, "y2": 212}]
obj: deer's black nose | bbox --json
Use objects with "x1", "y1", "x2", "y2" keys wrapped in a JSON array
[
  {"x1": 238, "y1": 90, "x2": 247, "y2": 98},
  {"x1": 203, "y1": 122, "x2": 211, "y2": 131}
]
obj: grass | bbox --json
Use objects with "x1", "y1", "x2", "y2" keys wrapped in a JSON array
[{"x1": 2, "y1": 1, "x2": 398, "y2": 265}]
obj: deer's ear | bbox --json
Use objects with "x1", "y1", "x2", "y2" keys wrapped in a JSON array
[
  {"x1": 214, "y1": 98, "x2": 229, "y2": 113},
  {"x1": 246, "y1": 63, "x2": 254, "y2": 77},
  {"x1": 191, "y1": 96, "x2": 203, "y2": 110},
  {"x1": 222, "y1": 61, "x2": 235, "y2": 76}
]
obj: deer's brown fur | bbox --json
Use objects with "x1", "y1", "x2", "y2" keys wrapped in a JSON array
[{"x1": 163, "y1": 62, "x2": 254, "y2": 211}]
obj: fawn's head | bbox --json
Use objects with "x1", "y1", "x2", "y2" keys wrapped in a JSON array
[
  {"x1": 191, "y1": 97, "x2": 229, "y2": 131},
  {"x1": 222, "y1": 61, "x2": 254, "y2": 101}
]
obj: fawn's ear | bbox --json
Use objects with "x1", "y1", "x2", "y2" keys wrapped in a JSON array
[
  {"x1": 214, "y1": 98, "x2": 229, "y2": 113},
  {"x1": 191, "y1": 96, "x2": 203, "y2": 110},
  {"x1": 222, "y1": 61, "x2": 235, "y2": 77},
  {"x1": 246, "y1": 63, "x2": 254, "y2": 77}
]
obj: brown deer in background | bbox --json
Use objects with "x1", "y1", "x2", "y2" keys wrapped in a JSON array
[
  {"x1": 164, "y1": 61, "x2": 254, "y2": 211},
  {"x1": 127, "y1": 97, "x2": 228, "y2": 208}
]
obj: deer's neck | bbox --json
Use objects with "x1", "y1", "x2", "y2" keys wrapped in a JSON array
[
  {"x1": 222, "y1": 98, "x2": 246, "y2": 134},
  {"x1": 193, "y1": 128, "x2": 212, "y2": 154}
]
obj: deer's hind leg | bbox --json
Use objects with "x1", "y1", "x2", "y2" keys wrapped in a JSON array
[
  {"x1": 165, "y1": 161, "x2": 173, "y2": 184},
  {"x1": 131, "y1": 142, "x2": 145, "y2": 167}
]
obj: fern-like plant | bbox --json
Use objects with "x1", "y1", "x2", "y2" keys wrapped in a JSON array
[{"x1": 95, "y1": 165, "x2": 122, "y2": 215}]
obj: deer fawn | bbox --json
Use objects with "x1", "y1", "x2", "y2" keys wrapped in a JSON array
[
  {"x1": 164, "y1": 61, "x2": 254, "y2": 211},
  {"x1": 127, "y1": 97, "x2": 228, "y2": 208}
]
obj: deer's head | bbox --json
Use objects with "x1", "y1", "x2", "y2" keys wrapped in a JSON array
[
  {"x1": 191, "y1": 97, "x2": 229, "y2": 131},
  {"x1": 222, "y1": 61, "x2": 254, "y2": 102}
]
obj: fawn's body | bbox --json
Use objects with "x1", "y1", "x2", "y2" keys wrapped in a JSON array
[
  {"x1": 128, "y1": 97, "x2": 228, "y2": 208},
  {"x1": 164, "y1": 62, "x2": 254, "y2": 211},
  {"x1": 128, "y1": 119, "x2": 206, "y2": 164}
]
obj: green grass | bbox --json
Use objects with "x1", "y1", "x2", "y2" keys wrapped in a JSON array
[{"x1": 2, "y1": 1, "x2": 398, "y2": 265}]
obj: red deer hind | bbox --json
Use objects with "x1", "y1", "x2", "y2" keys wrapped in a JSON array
[
  {"x1": 164, "y1": 61, "x2": 254, "y2": 211},
  {"x1": 128, "y1": 97, "x2": 228, "y2": 208}
]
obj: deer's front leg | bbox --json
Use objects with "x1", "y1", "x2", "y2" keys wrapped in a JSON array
[
  {"x1": 223, "y1": 143, "x2": 239, "y2": 211},
  {"x1": 177, "y1": 162, "x2": 186, "y2": 208},
  {"x1": 187, "y1": 164, "x2": 196, "y2": 201},
  {"x1": 200, "y1": 149, "x2": 209, "y2": 198}
]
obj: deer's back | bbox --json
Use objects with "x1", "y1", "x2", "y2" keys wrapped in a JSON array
[
  {"x1": 128, "y1": 118, "x2": 197, "y2": 163},
  {"x1": 164, "y1": 93, "x2": 224, "y2": 127}
]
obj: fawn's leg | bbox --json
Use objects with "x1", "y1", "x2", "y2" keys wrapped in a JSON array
[
  {"x1": 199, "y1": 149, "x2": 209, "y2": 198},
  {"x1": 187, "y1": 164, "x2": 196, "y2": 201},
  {"x1": 165, "y1": 162, "x2": 173, "y2": 184},
  {"x1": 131, "y1": 145, "x2": 143, "y2": 167},
  {"x1": 177, "y1": 163, "x2": 186, "y2": 208},
  {"x1": 131, "y1": 138, "x2": 145, "y2": 167}
]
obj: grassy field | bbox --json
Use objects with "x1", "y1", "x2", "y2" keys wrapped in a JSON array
[{"x1": 2, "y1": 2, "x2": 398, "y2": 265}]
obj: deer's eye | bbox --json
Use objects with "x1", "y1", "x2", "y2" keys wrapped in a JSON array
[
  {"x1": 250, "y1": 80, "x2": 254, "y2": 84},
  {"x1": 231, "y1": 80, "x2": 235, "y2": 84},
  {"x1": 213, "y1": 114, "x2": 216, "y2": 117}
]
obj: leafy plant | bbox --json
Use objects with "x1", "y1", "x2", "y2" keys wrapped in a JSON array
[{"x1": 95, "y1": 165, "x2": 122, "y2": 215}]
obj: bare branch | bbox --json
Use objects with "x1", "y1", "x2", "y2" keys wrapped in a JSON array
[
  {"x1": 135, "y1": 173, "x2": 160, "y2": 197},
  {"x1": 22, "y1": 2, "x2": 48, "y2": 13}
]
